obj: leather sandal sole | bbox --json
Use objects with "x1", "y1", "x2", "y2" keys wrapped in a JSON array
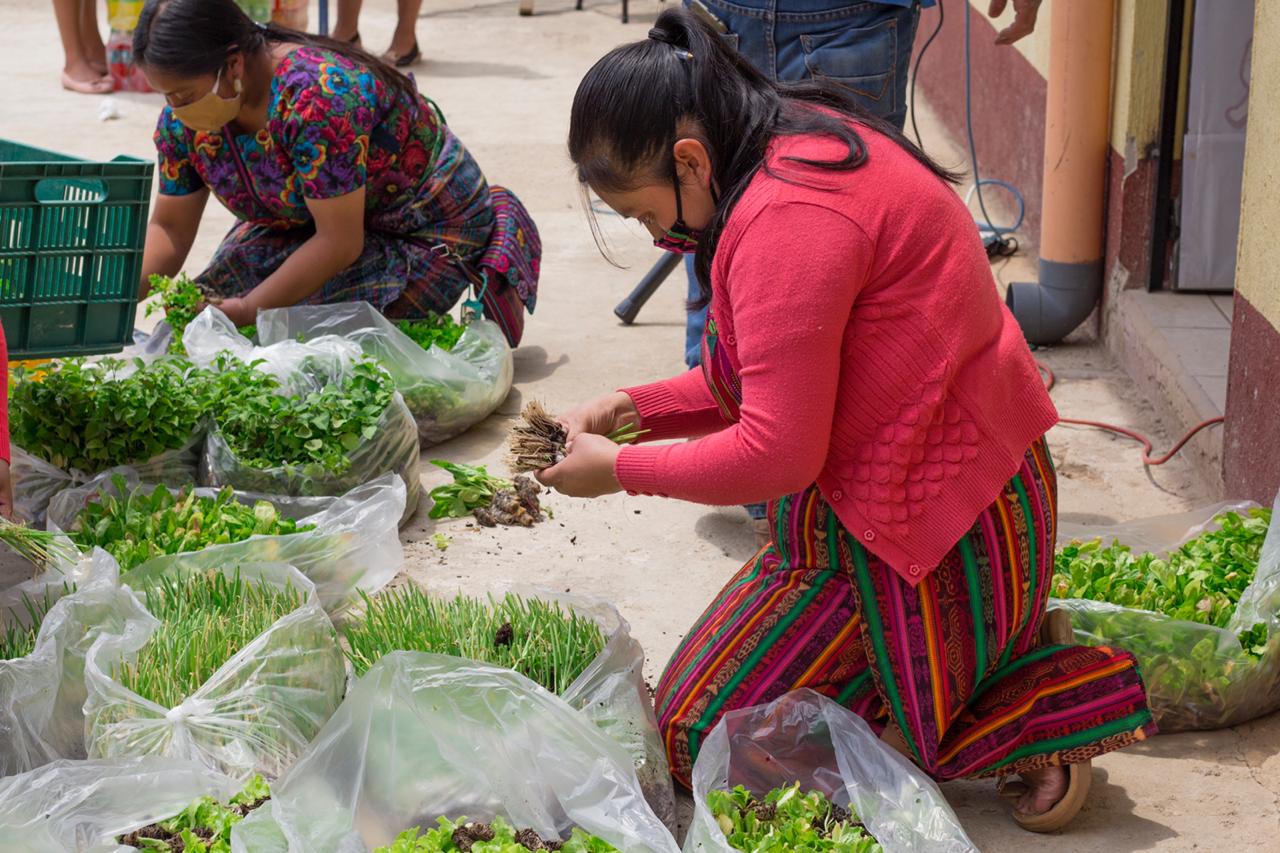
[{"x1": 1014, "y1": 761, "x2": 1092, "y2": 833}]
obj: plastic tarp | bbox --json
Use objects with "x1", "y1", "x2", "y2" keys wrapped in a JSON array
[
  {"x1": 684, "y1": 689, "x2": 976, "y2": 853},
  {"x1": 256, "y1": 302, "x2": 513, "y2": 447},
  {"x1": 1053, "y1": 493, "x2": 1280, "y2": 730},
  {"x1": 231, "y1": 652, "x2": 680, "y2": 853},
  {"x1": 47, "y1": 473, "x2": 407, "y2": 613}
]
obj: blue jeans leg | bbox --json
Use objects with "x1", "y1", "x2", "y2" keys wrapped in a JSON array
[{"x1": 684, "y1": 255, "x2": 708, "y2": 370}]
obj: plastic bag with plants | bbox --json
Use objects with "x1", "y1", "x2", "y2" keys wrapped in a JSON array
[
  {"x1": 8, "y1": 355, "x2": 216, "y2": 524},
  {"x1": 684, "y1": 689, "x2": 976, "y2": 853},
  {"x1": 227, "y1": 653, "x2": 680, "y2": 853},
  {"x1": 339, "y1": 585, "x2": 675, "y2": 829},
  {"x1": 1051, "y1": 492, "x2": 1280, "y2": 730},
  {"x1": 188, "y1": 313, "x2": 422, "y2": 522},
  {"x1": 47, "y1": 472, "x2": 407, "y2": 613},
  {"x1": 0, "y1": 550, "x2": 154, "y2": 776},
  {"x1": 83, "y1": 561, "x2": 347, "y2": 780},
  {"x1": 0, "y1": 755, "x2": 237, "y2": 853},
  {"x1": 255, "y1": 301, "x2": 515, "y2": 447}
]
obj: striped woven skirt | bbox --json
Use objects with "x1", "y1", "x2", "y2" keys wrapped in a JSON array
[{"x1": 654, "y1": 437, "x2": 1156, "y2": 785}]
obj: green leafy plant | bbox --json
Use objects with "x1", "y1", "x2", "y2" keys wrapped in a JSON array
[
  {"x1": 343, "y1": 588, "x2": 607, "y2": 696},
  {"x1": 374, "y1": 815, "x2": 617, "y2": 853},
  {"x1": 68, "y1": 476, "x2": 312, "y2": 572},
  {"x1": 428, "y1": 461, "x2": 511, "y2": 519},
  {"x1": 118, "y1": 775, "x2": 270, "y2": 852},
  {"x1": 1053, "y1": 508, "x2": 1272, "y2": 653},
  {"x1": 237, "y1": 324, "x2": 258, "y2": 342},
  {"x1": 428, "y1": 461, "x2": 542, "y2": 527},
  {"x1": 0, "y1": 517, "x2": 77, "y2": 574},
  {"x1": 0, "y1": 587, "x2": 65, "y2": 661},
  {"x1": 114, "y1": 569, "x2": 302, "y2": 708},
  {"x1": 10, "y1": 357, "x2": 215, "y2": 474},
  {"x1": 215, "y1": 357, "x2": 395, "y2": 476},
  {"x1": 397, "y1": 313, "x2": 467, "y2": 353},
  {"x1": 146, "y1": 273, "x2": 206, "y2": 355},
  {"x1": 706, "y1": 784, "x2": 882, "y2": 853}
]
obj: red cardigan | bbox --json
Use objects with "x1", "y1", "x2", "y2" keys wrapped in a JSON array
[{"x1": 615, "y1": 124, "x2": 1058, "y2": 585}]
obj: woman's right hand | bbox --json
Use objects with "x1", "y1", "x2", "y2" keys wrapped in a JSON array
[{"x1": 560, "y1": 391, "x2": 640, "y2": 441}]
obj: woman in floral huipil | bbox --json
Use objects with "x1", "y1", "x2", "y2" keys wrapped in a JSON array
[{"x1": 132, "y1": 0, "x2": 537, "y2": 344}]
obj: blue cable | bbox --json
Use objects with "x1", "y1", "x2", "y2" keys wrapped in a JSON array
[{"x1": 962, "y1": 0, "x2": 1024, "y2": 249}]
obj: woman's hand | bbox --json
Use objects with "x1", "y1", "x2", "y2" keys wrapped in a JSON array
[
  {"x1": 560, "y1": 392, "x2": 640, "y2": 441},
  {"x1": 208, "y1": 296, "x2": 256, "y2": 328},
  {"x1": 536, "y1": 433, "x2": 624, "y2": 498}
]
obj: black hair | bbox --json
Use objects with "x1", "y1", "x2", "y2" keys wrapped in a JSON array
[
  {"x1": 133, "y1": 0, "x2": 417, "y2": 103},
  {"x1": 568, "y1": 7, "x2": 962, "y2": 305}
]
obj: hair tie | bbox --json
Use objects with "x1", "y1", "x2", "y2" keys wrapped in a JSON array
[{"x1": 648, "y1": 27, "x2": 674, "y2": 45}]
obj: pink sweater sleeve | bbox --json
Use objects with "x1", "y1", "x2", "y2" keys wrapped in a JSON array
[
  {"x1": 621, "y1": 365, "x2": 728, "y2": 442},
  {"x1": 615, "y1": 202, "x2": 872, "y2": 503}
]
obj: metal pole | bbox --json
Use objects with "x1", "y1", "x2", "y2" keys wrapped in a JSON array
[{"x1": 614, "y1": 252, "x2": 681, "y2": 324}]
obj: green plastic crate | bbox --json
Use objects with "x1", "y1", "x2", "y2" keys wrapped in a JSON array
[{"x1": 0, "y1": 139, "x2": 153, "y2": 358}]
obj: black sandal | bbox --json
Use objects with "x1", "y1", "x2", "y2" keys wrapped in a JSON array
[{"x1": 388, "y1": 41, "x2": 421, "y2": 68}]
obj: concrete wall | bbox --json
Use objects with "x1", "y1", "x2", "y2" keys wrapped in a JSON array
[
  {"x1": 912, "y1": 0, "x2": 1169, "y2": 326},
  {"x1": 1224, "y1": 0, "x2": 1280, "y2": 502}
]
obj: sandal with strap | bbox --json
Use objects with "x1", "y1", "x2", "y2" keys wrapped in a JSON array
[
  {"x1": 383, "y1": 41, "x2": 421, "y2": 68},
  {"x1": 1013, "y1": 760, "x2": 1092, "y2": 833}
]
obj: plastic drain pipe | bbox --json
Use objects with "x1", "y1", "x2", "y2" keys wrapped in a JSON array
[{"x1": 1006, "y1": 0, "x2": 1117, "y2": 345}]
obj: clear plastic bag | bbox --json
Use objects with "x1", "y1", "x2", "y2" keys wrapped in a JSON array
[
  {"x1": 46, "y1": 473, "x2": 407, "y2": 613},
  {"x1": 1053, "y1": 493, "x2": 1280, "y2": 731},
  {"x1": 256, "y1": 302, "x2": 514, "y2": 447},
  {"x1": 684, "y1": 689, "x2": 975, "y2": 853},
  {"x1": 1, "y1": 551, "x2": 155, "y2": 777},
  {"x1": 0, "y1": 756, "x2": 236, "y2": 852},
  {"x1": 519, "y1": 587, "x2": 675, "y2": 831},
  {"x1": 186, "y1": 309, "x2": 423, "y2": 521},
  {"x1": 231, "y1": 652, "x2": 680, "y2": 853},
  {"x1": 12, "y1": 438, "x2": 203, "y2": 528},
  {"x1": 83, "y1": 561, "x2": 347, "y2": 780}
]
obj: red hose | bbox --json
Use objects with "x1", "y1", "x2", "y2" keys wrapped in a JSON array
[{"x1": 1037, "y1": 360, "x2": 1224, "y2": 467}]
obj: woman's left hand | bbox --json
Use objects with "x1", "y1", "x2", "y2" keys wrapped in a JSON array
[
  {"x1": 208, "y1": 296, "x2": 255, "y2": 327},
  {"x1": 536, "y1": 433, "x2": 624, "y2": 498}
]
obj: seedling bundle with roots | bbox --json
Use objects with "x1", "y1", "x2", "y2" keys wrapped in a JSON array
[
  {"x1": 506, "y1": 401, "x2": 647, "y2": 474},
  {"x1": 507, "y1": 401, "x2": 568, "y2": 473}
]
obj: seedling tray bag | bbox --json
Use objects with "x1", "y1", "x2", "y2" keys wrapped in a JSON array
[
  {"x1": 525, "y1": 588, "x2": 676, "y2": 831},
  {"x1": 0, "y1": 756, "x2": 236, "y2": 852},
  {"x1": 83, "y1": 561, "x2": 346, "y2": 780},
  {"x1": 256, "y1": 302, "x2": 514, "y2": 447},
  {"x1": 229, "y1": 652, "x2": 680, "y2": 853},
  {"x1": 47, "y1": 473, "x2": 407, "y2": 613},
  {"x1": 12, "y1": 440, "x2": 202, "y2": 529},
  {"x1": 684, "y1": 689, "x2": 975, "y2": 853},
  {"x1": 1052, "y1": 493, "x2": 1280, "y2": 731},
  {"x1": 0, "y1": 551, "x2": 154, "y2": 776},
  {"x1": 185, "y1": 309, "x2": 422, "y2": 521}
]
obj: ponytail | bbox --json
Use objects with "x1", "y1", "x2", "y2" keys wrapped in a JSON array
[
  {"x1": 568, "y1": 7, "x2": 960, "y2": 305},
  {"x1": 134, "y1": 0, "x2": 417, "y2": 103}
]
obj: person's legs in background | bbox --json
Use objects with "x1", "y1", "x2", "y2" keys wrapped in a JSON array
[
  {"x1": 54, "y1": 0, "x2": 111, "y2": 94},
  {"x1": 384, "y1": 0, "x2": 424, "y2": 66},
  {"x1": 331, "y1": 0, "x2": 363, "y2": 43},
  {"x1": 79, "y1": 0, "x2": 107, "y2": 76}
]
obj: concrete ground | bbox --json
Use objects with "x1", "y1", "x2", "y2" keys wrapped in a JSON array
[{"x1": 4, "y1": 0, "x2": 1278, "y2": 848}]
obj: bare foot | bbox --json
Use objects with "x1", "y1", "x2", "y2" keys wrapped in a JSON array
[
  {"x1": 62, "y1": 62, "x2": 112, "y2": 95},
  {"x1": 1014, "y1": 765, "x2": 1069, "y2": 816}
]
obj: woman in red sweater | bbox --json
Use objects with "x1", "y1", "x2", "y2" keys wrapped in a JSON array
[{"x1": 542, "y1": 8, "x2": 1153, "y2": 833}]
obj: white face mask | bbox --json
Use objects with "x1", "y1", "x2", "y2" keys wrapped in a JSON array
[{"x1": 171, "y1": 65, "x2": 243, "y2": 133}]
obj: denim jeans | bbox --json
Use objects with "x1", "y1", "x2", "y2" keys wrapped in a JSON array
[
  {"x1": 683, "y1": 1, "x2": 920, "y2": 521},
  {"x1": 684, "y1": 0, "x2": 921, "y2": 369}
]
